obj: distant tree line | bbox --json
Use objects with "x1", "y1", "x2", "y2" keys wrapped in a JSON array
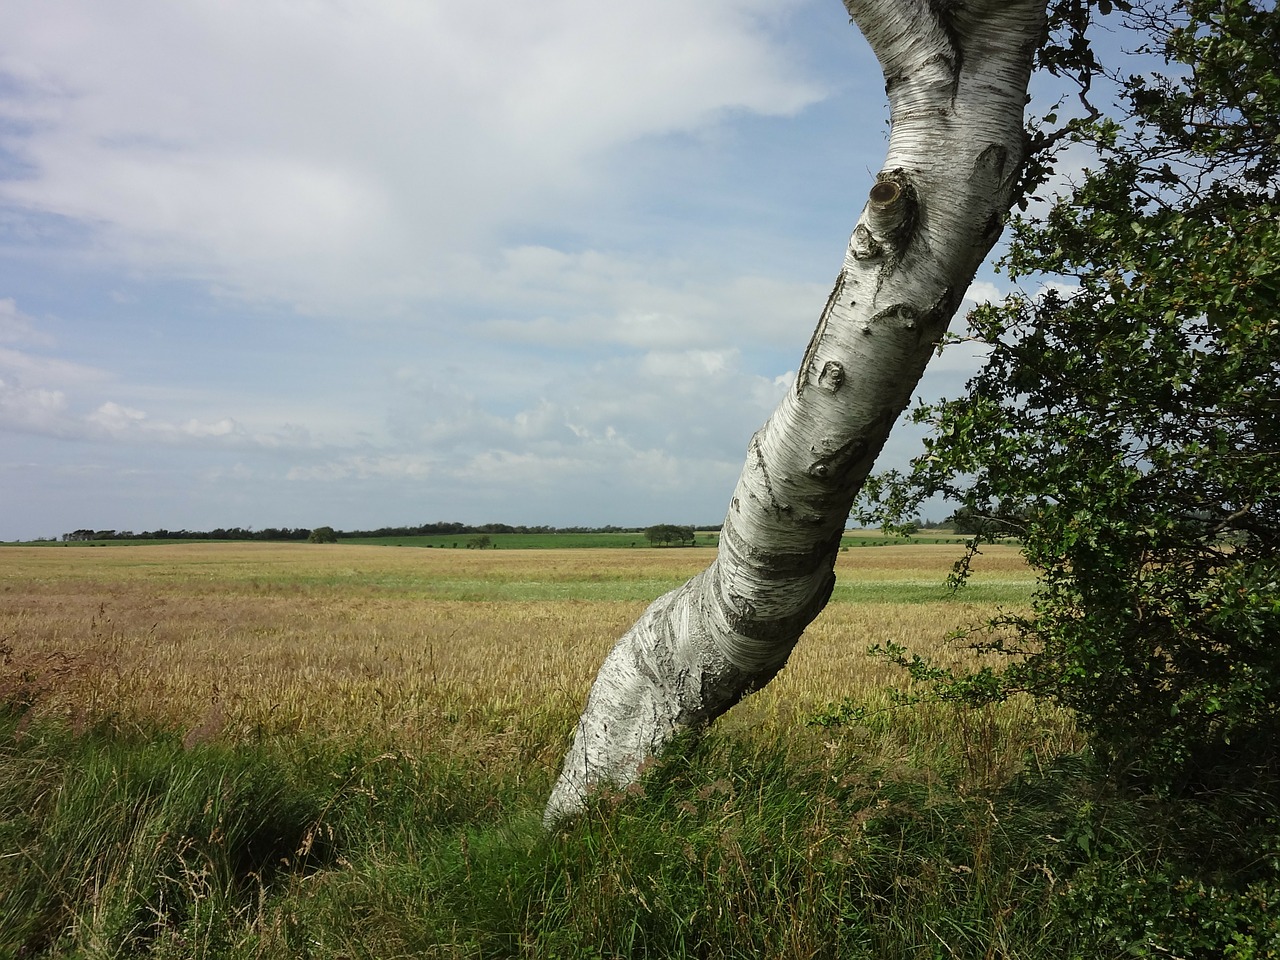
[
  {"x1": 62, "y1": 527, "x2": 313, "y2": 542},
  {"x1": 344, "y1": 522, "x2": 668, "y2": 537},
  {"x1": 59, "y1": 521, "x2": 724, "y2": 543}
]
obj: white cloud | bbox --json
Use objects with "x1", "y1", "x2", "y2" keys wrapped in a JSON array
[
  {"x1": 85, "y1": 400, "x2": 253, "y2": 445},
  {"x1": 0, "y1": 297, "x2": 378, "y2": 450},
  {"x1": 287, "y1": 454, "x2": 435, "y2": 484},
  {"x1": 0, "y1": 377, "x2": 71, "y2": 435},
  {"x1": 963, "y1": 279, "x2": 1003, "y2": 306},
  {"x1": 0, "y1": 344, "x2": 108, "y2": 385},
  {"x1": 0, "y1": 0, "x2": 824, "y2": 313},
  {"x1": 285, "y1": 438, "x2": 742, "y2": 525},
  {"x1": 0, "y1": 298, "x2": 55, "y2": 346},
  {"x1": 1036, "y1": 279, "x2": 1083, "y2": 302},
  {"x1": 0, "y1": 339, "x2": 335, "y2": 450},
  {"x1": 86, "y1": 401, "x2": 147, "y2": 434},
  {"x1": 0, "y1": 327, "x2": 119, "y2": 438},
  {"x1": 281, "y1": 341, "x2": 788, "y2": 507},
  {"x1": 476, "y1": 247, "x2": 828, "y2": 352},
  {"x1": 86, "y1": 402, "x2": 253, "y2": 443},
  {"x1": 639, "y1": 349, "x2": 734, "y2": 380}
]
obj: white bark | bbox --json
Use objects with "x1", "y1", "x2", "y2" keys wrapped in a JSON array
[{"x1": 545, "y1": 0, "x2": 1048, "y2": 825}]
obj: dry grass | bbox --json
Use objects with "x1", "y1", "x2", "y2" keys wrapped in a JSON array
[{"x1": 0, "y1": 542, "x2": 1074, "y2": 777}]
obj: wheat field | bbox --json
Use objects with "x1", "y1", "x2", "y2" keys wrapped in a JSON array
[{"x1": 0, "y1": 542, "x2": 1074, "y2": 777}]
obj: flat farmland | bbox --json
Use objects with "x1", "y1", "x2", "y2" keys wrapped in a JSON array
[
  {"x1": 1, "y1": 543, "x2": 1102, "y2": 959},
  {"x1": 0, "y1": 542, "x2": 1063, "y2": 771}
]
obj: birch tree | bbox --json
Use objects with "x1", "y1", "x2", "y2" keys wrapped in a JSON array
[{"x1": 546, "y1": 0, "x2": 1049, "y2": 824}]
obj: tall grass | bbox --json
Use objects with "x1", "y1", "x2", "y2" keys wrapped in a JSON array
[
  {"x1": 13, "y1": 706, "x2": 1272, "y2": 959},
  {"x1": 0, "y1": 706, "x2": 1073, "y2": 959},
  {"x1": 0, "y1": 710, "x2": 325, "y2": 956}
]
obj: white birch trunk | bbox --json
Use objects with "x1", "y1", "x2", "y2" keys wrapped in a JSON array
[{"x1": 545, "y1": 0, "x2": 1048, "y2": 824}]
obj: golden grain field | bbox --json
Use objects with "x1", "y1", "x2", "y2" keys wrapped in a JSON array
[{"x1": 0, "y1": 542, "x2": 1076, "y2": 776}]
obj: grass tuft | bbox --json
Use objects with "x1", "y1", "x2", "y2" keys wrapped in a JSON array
[{"x1": 0, "y1": 708, "x2": 331, "y2": 957}]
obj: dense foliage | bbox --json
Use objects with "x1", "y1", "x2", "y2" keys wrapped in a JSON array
[
  {"x1": 861, "y1": 0, "x2": 1280, "y2": 788},
  {"x1": 643, "y1": 523, "x2": 698, "y2": 546}
]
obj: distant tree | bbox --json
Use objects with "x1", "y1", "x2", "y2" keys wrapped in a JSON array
[
  {"x1": 307, "y1": 526, "x2": 338, "y2": 544},
  {"x1": 643, "y1": 524, "x2": 695, "y2": 547},
  {"x1": 948, "y1": 507, "x2": 990, "y2": 537},
  {"x1": 467, "y1": 535, "x2": 492, "y2": 549}
]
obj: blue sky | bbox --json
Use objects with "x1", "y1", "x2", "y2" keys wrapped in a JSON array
[{"x1": 0, "y1": 0, "x2": 1009, "y2": 541}]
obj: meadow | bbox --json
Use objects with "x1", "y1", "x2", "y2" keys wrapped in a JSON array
[
  {"x1": 2, "y1": 543, "x2": 1269, "y2": 958},
  {"x1": 0, "y1": 542, "x2": 1042, "y2": 756}
]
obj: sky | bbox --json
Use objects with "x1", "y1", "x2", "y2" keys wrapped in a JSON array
[{"x1": 0, "y1": 0, "x2": 1012, "y2": 541}]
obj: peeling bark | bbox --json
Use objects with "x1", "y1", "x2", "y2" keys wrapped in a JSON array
[{"x1": 545, "y1": 0, "x2": 1048, "y2": 825}]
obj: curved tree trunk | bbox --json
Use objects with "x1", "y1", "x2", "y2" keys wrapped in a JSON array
[{"x1": 546, "y1": 0, "x2": 1048, "y2": 824}]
